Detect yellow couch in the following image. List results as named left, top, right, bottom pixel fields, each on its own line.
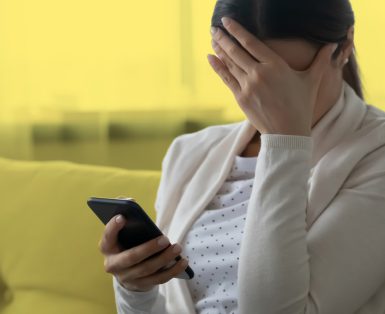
left=0, top=156, right=161, bottom=314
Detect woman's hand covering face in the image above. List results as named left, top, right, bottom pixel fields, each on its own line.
left=208, top=17, right=338, bottom=136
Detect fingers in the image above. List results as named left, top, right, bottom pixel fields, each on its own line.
left=309, top=43, right=338, bottom=82
left=211, top=38, right=246, bottom=84
left=220, top=17, right=282, bottom=65
left=116, top=243, right=184, bottom=281
left=104, top=235, right=171, bottom=273
left=207, top=54, right=241, bottom=94
left=98, top=214, right=126, bottom=255
left=211, top=26, right=258, bottom=73
left=130, top=257, right=188, bottom=290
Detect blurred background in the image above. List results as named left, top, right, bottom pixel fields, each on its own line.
left=0, top=0, right=384, bottom=171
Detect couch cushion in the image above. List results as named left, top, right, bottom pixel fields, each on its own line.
left=0, top=157, right=161, bottom=314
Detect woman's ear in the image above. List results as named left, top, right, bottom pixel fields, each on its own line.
left=337, top=25, right=355, bottom=68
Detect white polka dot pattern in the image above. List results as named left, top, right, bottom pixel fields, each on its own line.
left=181, top=154, right=258, bottom=313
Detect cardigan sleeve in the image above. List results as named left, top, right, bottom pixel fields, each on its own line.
left=111, top=137, right=181, bottom=314
left=238, top=134, right=385, bottom=314
left=112, top=275, right=167, bottom=314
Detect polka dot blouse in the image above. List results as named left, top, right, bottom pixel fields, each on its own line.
left=181, top=154, right=258, bottom=314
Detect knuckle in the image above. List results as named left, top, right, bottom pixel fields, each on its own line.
left=228, top=44, right=237, bottom=56
left=128, top=247, right=139, bottom=262
left=211, top=39, right=220, bottom=51
left=216, top=31, right=224, bottom=41
left=152, top=266, right=174, bottom=285
left=216, top=51, right=224, bottom=61
left=223, top=59, right=232, bottom=70
left=99, top=238, right=109, bottom=254
left=221, top=56, right=230, bottom=66
left=104, top=258, right=113, bottom=273
left=122, top=251, right=136, bottom=267
left=243, top=83, right=253, bottom=97
left=243, top=38, right=254, bottom=49
left=98, top=239, right=104, bottom=252
left=212, top=44, right=221, bottom=56
left=171, top=246, right=181, bottom=257
left=102, top=231, right=111, bottom=245
left=250, top=64, right=259, bottom=77
left=148, top=252, right=170, bottom=273
left=158, top=251, right=170, bottom=265
left=165, top=252, right=178, bottom=265
left=137, top=264, right=153, bottom=278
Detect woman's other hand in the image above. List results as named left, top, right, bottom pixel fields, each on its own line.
left=98, top=214, right=189, bottom=292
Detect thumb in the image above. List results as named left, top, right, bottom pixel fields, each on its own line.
left=99, top=214, right=126, bottom=255
left=310, top=43, right=338, bottom=80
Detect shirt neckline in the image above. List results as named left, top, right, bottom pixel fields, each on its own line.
left=235, top=154, right=258, bottom=160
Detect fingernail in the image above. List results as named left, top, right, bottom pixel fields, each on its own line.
left=172, top=244, right=182, bottom=253
left=210, top=26, right=218, bottom=36
left=221, top=17, right=231, bottom=27
left=115, top=215, right=124, bottom=223
left=158, top=236, right=170, bottom=247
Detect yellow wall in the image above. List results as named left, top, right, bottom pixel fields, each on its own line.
left=0, top=0, right=384, bottom=120
left=350, top=1, right=385, bottom=107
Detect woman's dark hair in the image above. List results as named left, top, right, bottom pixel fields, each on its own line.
left=211, top=0, right=364, bottom=99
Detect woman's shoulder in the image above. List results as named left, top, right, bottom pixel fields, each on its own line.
left=159, top=120, right=245, bottom=187
left=343, top=101, right=385, bottom=190
left=166, top=120, right=244, bottom=157
left=175, top=120, right=244, bottom=144
left=362, top=102, right=385, bottom=126
left=363, top=104, right=385, bottom=145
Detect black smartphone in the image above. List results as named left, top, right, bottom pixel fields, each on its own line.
left=87, top=196, right=194, bottom=280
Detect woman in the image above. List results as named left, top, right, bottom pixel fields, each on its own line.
left=99, top=0, right=385, bottom=313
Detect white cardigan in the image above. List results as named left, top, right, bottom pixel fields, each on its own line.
left=113, top=81, right=385, bottom=314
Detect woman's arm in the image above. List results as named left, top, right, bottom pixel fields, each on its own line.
left=238, top=134, right=385, bottom=314
left=111, top=136, right=183, bottom=314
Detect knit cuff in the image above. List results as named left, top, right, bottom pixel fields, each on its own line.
left=113, top=275, right=159, bottom=300
left=260, top=134, right=313, bottom=151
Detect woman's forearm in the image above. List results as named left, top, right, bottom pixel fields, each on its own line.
left=238, top=134, right=313, bottom=314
